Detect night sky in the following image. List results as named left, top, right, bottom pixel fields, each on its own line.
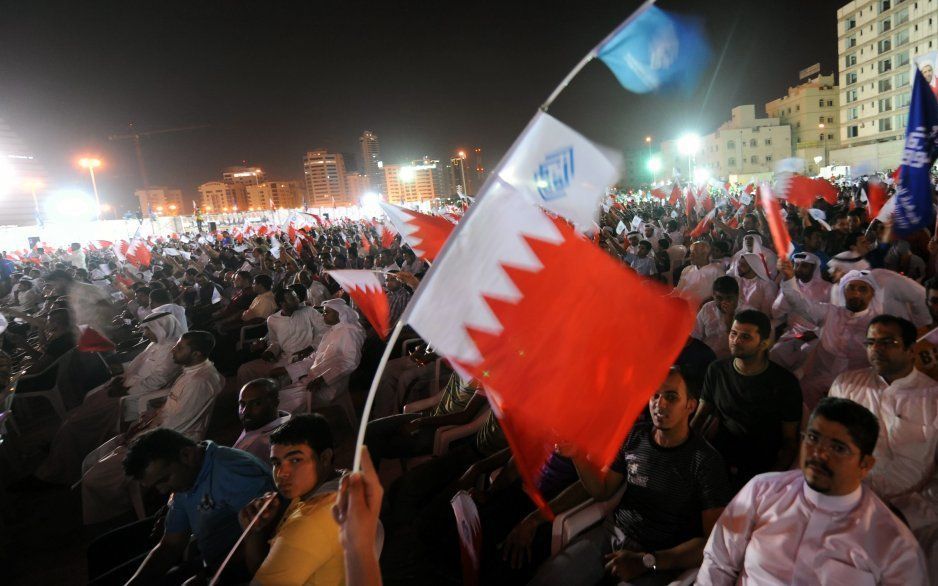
left=0, top=0, right=844, bottom=212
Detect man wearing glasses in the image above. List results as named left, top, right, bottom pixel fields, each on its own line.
left=829, top=314, right=938, bottom=582
left=697, top=397, right=926, bottom=584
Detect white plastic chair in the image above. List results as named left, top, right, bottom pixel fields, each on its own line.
left=6, top=351, right=72, bottom=425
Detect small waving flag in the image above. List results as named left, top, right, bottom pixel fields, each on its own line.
left=759, top=183, right=792, bottom=257
left=77, top=325, right=116, bottom=352
left=380, top=203, right=455, bottom=261
left=327, top=270, right=390, bottom=339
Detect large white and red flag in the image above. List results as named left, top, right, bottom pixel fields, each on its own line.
left=379, top=203, right=455, bottom=261
left=497, top=111, right=619, bottom=229
left=403, top=181, right=694, bottom=513
left=327, top=270, right=390, bottom=339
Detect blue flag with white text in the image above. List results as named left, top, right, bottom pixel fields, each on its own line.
left=596, top=5, right=709, bottom=94
left=894, top=70, right=938, bottom=236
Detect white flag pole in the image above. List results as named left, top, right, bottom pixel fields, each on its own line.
left=352, top=0, right=655, bottom=473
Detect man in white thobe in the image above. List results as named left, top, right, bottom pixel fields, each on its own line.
left=779, top=260, right=883, bottom=408
left=236, top=285, right=329, bottom=386
left=770, top=252, right=831, bottom=372
left=233, top=378, right=291, bottom=462
left=829, top=314, right=938, bottom=582
left=830, top=268, right=932, bottom=328
left=730, top=253, right=777, bottom=318
left=272, top=299, right=365, bottom=415
left=698, top=397, right=927, bottom=585
left=80, top=331, right=223, bottom=524
left=32, top=312, right=184, bottom=486
left=673, top=241, right=725, bottom=308
left=692, top=276, right=750, bottom=360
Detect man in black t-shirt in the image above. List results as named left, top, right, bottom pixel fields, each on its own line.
left=530, top=365, right=731, bottom=586
left=692, top=309, right=802, bottom=490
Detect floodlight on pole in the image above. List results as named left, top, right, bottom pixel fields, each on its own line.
left=647, top=156, right=662, bottom=182
left=23, top=178, right=43, bottom=216
left=676, top=133, right=702, bottom=178
left=79, top=157, right=103, bottom=219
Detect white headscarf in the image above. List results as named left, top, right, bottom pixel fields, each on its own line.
left=140, top=312, right=185, bottom=345
left=833, top=269, right=883, bottom=315
left=791, top=251, right=831, bottom=300
left=323, top=298, right=361, bottom=326
left=734, top=253, right=770, bottom=281
left=828, top=250, right=870, bottom=276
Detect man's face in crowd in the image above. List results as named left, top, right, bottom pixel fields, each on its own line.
left=848, top=214, right=862, bottom=233
left=141, top=324, right=159, bottom=344
left=927, top=288, right=938, bottom=323
left=804, top=231, right=822, bottom=251
left=238, top=384, right=278, bottom=432
left=252, top=279, right=267, bottom=296
left=801, top=415, right=874, bottom=496
left=737, top=257, right=755, bottom=279
left=380, top=251, right=394, bottom=266
left=643, top=225, right=655, bottom=238
left=648, top=371, right=695, bottom=432
left=794, top=260, right=817, bottom=283
left=923, top=64, right=935, bottom=83
left=865, top=322, right=913, bottom=378
left=742, top=215, right=757, bottom=232
left=637, top=243, right=651, bottom=258
left=270, top=442, right=331, bottom=500
left=743, top=235, right=756, bottom=253
left=323, top=307, right=340, bottom=326
left=689, top=242, right=710, bottom=266
left=627, top=235, right=640, bottom=248
left=713, top=290, right=738, bottom=316
left=843, top=280, right=874, bottom=313
left=171, top=337, right=197, bottom=366
left=139, top=451, right=201, bottom=495
left=386, top=274, right=402, bottom=292
left=279, top=289, right=301, bottom=315
left=234, top=273, right=250, bottom=289
left=833, top=217, right=850, bottom=233
left=728, top=321, right=766, bottom=359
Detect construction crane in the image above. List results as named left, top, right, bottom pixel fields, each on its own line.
left=108, top=123, right=208, bottom=190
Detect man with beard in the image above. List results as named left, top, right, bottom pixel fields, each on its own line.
left=830, top=315, right=938, bottom=582
left=692, top=310, right=802, bottom=490
left=529, top=366, right=731, bottom=586
left=697, top=397, right=926, bottom=584
left=233, top=378, right=291, bottom=462
left=778, top=259, right=883, bottom=408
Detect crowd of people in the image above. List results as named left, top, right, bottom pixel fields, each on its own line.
left=1, top=174, right=937, bottom=585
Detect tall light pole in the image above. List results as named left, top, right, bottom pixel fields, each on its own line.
left=647, top=156, right=662, bottom=184
left=79, top=157, right=102, bottom=219
left=24, top=178, right=42, bottom=218
left=677, top=133, right=702, bottom=180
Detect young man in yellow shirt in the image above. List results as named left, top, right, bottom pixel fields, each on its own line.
left=239, top=414, right=345, bottom=585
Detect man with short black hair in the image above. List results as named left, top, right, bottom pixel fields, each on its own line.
left=693, top=309, right=802, bottom=489
left=115, top=428, right=274, bottom=585
left=234, top=378, right=291, bottom=462
left=149, top=288, right=188, bottom=333
left=239, top=414, right=345, bottom=585
left=81, top=330, right=225, bottom=524
left=830, top=314, right=938, bottom=581
left=530, top=366, right=731, bottom=586
left=698, top=398, right=927, bottom=584
left=673, top=240, right=725, bottom=308
left=623, top=239, right=658, bottom=278
left=241, top=274, right=277, bottom=322
left=692, top=276, right=745, bottom=360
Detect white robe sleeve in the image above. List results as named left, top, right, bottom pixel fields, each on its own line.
left=697, top=479, right=760, bottom=585
left=780, top=278, right=828, bottom=325
left=307, top=327, right=363, bottom=385
left=124, top=346, right=180, bottom=396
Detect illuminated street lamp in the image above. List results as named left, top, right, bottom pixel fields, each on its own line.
left=645, top=136, right=652, bottom=144
left=676, top=133, right=702, bottom=178
left=647, top=156, right=662, bottom=183
left=78, top=157, right=102, bottom=219
left=457, top=150, right=467, bottom=160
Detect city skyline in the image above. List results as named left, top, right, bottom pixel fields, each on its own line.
left=0, top=0, right=844, bottom=213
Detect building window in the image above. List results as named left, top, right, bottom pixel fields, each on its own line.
left=879, top=78, right=893, bottom=92
left=765, top=138, right=772, bottom=146
left=828, top=133, right=834, bottom=140
left=727, top=140, right=735, bottom=149
left=819, top=115, right=825, bottom=123
left=896, top=8, right=909, bottom=24
left=827, top=100, right=834, bottom=107
left=895, top=29, right=910, bottom=46
left=846, top=17, right=856, bottom=30
left=751, top=155, right=759, bottom=164
left=878, top=58, right=893, bottom=73
left=749, top=139, right=757, bottom=147
left=878, top=118, right=892, bottom=132
left=848, top=125, right=859, bottom=138
left=897, top=92, right=911, bottom=108
left=880, top=0, right=891, bottom=10
left=879, top=38, right=892, bottom=53
left=848, top=36, right=857, bottom=47
left=881, top=19, right=892, bottom=32
left=766, top=155, right=773, bottom=162
left=846, top=72, right=858, bottom=85
left=879, top=97, right=893, bottom=111
left=728, top=157, right=736, bottom=166
left=819, top=98, right=825, bottom=107
left=896, top=51, right=910, bottom=67
left=796, top=105, right=800, bottom=111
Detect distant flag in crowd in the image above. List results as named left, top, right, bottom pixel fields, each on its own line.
left=379, top=203, right=454, bottom=261
left=775, top=173, right=838, bottom=208
left=497, top=112, right=619, bottom=229
left=866, top=179, right=889, bottom=221
left=689, top=208, right=716, bottom=237
left=328, top=270, right=390, bottom=339
left=88, top=240, right=113, bottom=251
left=596, top=3, right=709, bottom=94
left=893, top=69, right=938, bottom=236
left=668, top=184, right=681, bottom=206
left=403, top=182, right=694, bottom=514
left=77, top=325, right=116, bottom=352
left=759, top=183, right=793, bottom=257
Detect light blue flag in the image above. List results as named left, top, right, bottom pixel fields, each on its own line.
left=597, top=5, right=709, bottom=94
